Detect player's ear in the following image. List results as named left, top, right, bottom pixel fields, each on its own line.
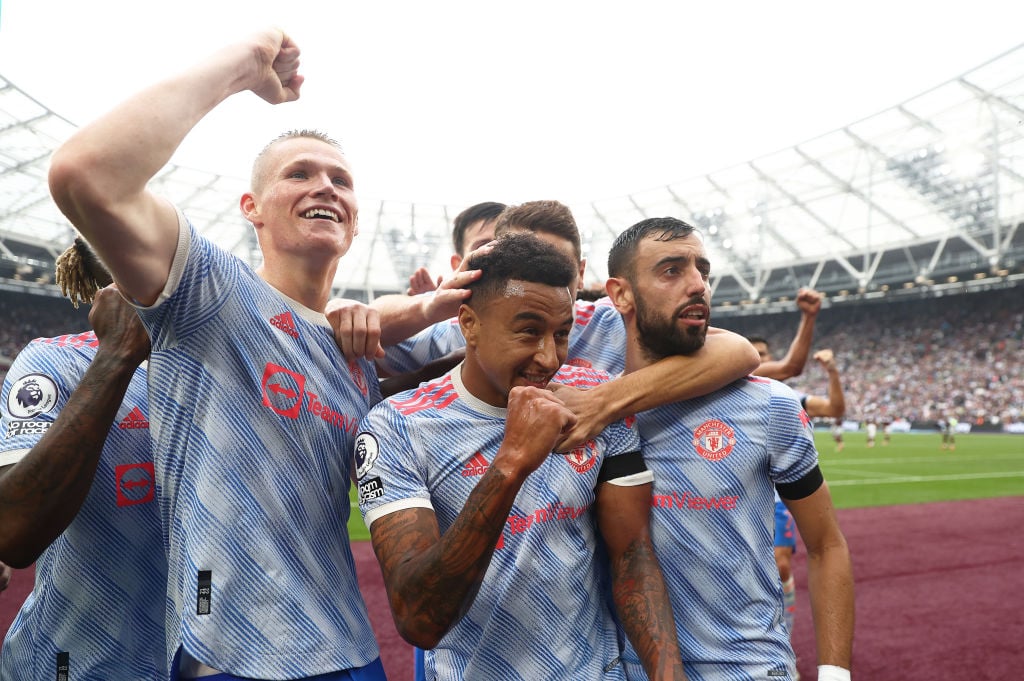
left=458, top=304, right=479, bottom=348
left=450, top=253, right=463, bottom=272
left=240, top=193, right=260, bottom=226
left=575, top=258, right=587, bottom=292
left=606, top=277, right=634, bottom=315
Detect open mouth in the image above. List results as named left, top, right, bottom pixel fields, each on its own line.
left=301, top=208, right=341, bottom=222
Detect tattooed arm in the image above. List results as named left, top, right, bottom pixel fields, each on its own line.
left=0, top=287, right=149, bottom=567
left=369, top=386, right=575, bottom=649
left=597, top=478, right=688, bottom=680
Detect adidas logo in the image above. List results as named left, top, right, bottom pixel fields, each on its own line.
left=270, top=312, right=299, bottom=339
left=118, top=407, right=150, bottom=430
left=461, top=451, right=489, bottom=477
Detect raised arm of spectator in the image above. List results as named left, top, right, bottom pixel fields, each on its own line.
left=0, top=287, right=150, bottom=568
left=48, top=29, right=303, bottom=306
left=553, top=327, right=759, bottom=450
left=803, top=349, right=846, bottom=419
left=754, top=288, right=822, bottom=381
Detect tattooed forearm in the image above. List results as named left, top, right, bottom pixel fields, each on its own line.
left=372, top=466, right=522, bottom=649
left=611, top=538, right=688, bottom=680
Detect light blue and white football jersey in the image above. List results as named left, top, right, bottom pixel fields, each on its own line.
left=136, top=214, right=382, bottom=678
left=381, top=297, right=628, bottom=376
left=357, top=365, right=645, bottom=681
left=621, top=375, right=818, bottom=681
left=0, top=333, right=166, bottom=680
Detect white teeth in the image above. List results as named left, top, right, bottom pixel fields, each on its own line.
left=302, top=208, right=339, bottom=221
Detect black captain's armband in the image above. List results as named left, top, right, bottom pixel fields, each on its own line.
left=597, top=450, right=646, bottom=484
left=776, top=465, right=824, bottom=501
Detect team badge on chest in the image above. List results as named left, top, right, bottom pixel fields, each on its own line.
left=693, top=419, right=736, bottom=461
left=565, top=439, right=599, bottom=474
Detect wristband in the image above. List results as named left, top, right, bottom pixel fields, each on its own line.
left=817, top=665, right=851, bottom=681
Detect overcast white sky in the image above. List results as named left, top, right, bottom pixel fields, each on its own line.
left=2, top=1, right=1022, bottom=207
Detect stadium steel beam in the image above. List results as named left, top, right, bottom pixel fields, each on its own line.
left=588, top=201, right=620, bottom=239
left=746, top=161, right=857, bottom=254
left=793, top=146, right=920, bottom=240
left=957, top=77, right=1024, bottom=121
left=700, top=174, right=775, bottom=284
left=627, top=195, right=648, bottom=220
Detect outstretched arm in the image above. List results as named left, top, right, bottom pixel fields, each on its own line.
left=784, top=482, right=854, bottom=673
left=0, top=287, right=150, bottom=567
left=371, top=244, right=493, bottom=345
left=753, top=288, right=821, bottom=381
left=48, top=29, right=303, bottom=306
left=554, top=328, right=759, bottom=450
left=803, top=349, right=846, bottom=419
left=369, top=387, right=575, bottom=649
left=597, top=481, right=688, bottom=680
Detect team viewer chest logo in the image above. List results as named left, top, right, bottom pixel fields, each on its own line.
left=693, top=419, right=736, bottom=461
left=261, top=363, right=306, bottom=418
left=116, top=462, right=155, bottom=506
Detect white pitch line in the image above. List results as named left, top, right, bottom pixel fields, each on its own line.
left=821, top=454, right=1024, bottom=465
left=828, top=470, right=1024, bottom=486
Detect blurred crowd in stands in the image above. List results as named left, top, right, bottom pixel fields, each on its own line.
left=720, top=286, right=1023, bottom=429
left=2, top=285, right=1021, bottom=429
left=0, top=291, right=89, bottom=365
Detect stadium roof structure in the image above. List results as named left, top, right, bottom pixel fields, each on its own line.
left=2, top=44, right=1023, bottom=308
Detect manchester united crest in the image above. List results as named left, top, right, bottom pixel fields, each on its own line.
left=693, top=419, right=736, bottom=461
left=565, top=439, right=599, bottom=473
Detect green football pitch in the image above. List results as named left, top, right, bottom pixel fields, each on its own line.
left=346, top=431, right=1024, bottom=541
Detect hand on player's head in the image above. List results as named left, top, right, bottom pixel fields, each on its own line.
left=422, top=248, right=491, bottom=324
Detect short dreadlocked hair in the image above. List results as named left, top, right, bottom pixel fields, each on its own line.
left=54, top=236, right=113, bottom=308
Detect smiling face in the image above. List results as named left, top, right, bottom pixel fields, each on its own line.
left=459, top=279, right=575, bottom=407
left=623, top=232, right=712, bottom=360
left=241, top=135, right=359, bottom=262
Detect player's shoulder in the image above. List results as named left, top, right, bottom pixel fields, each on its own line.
left=574, top=296, right=619, bottom=326
left=552, top=364, right=612, bottom=388
left=9, top=332, right=98, bottom=372
left=383, top=373, right=459, bottom=418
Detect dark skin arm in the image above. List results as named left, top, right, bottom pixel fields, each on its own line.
left=597, top=480, right=688, bottom=680
left=0, top=286, right=150, bottom=568
left=369, top=386, right=575, bottom=649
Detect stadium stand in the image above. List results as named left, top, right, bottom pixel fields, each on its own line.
left=719, top=286, right=1023, bottom=430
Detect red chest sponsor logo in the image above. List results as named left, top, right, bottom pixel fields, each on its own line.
left=565, top=440, right=599, bottom=474
left=115, top=462, right=155, bottom=507
left=261, top=363, right=359, bottom=433
left=693, top=419, right=736, bottom=461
